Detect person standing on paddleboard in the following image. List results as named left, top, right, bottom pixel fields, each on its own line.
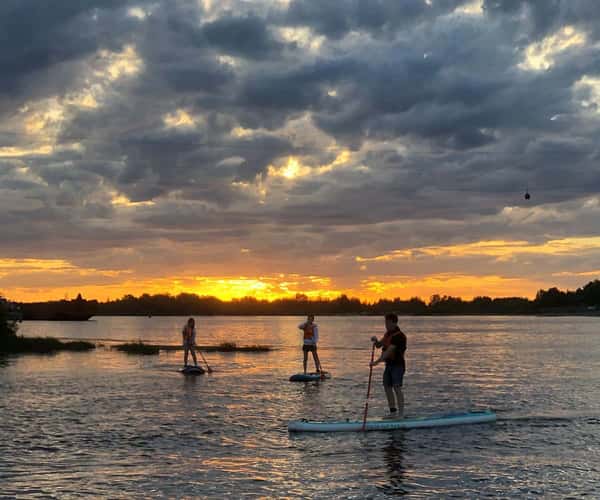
left=182, top=317, right=199, bottom=367
left=370, top=313, right=407, bottom=419
left=298, top=314, right=322, bottom=374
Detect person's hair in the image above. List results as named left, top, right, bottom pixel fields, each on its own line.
left=384, top=312, right=398, bottom=323
left=307, top=314, right=314, bottom=320
left=188, top=317, right=195, bottom=326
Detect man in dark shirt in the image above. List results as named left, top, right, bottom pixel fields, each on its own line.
left=371, top=312, right=407, bottom=419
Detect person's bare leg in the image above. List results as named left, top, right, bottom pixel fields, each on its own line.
left=384, top=386, right=396, bottom=410
left=184, top=347, right=189, bottom=366
left=303, top=350, right=308, bottom=373
left=312, top=350, right=321, bottom=372
left=394, top=386, right=404, bottom=417
left=191, top=348, right=198, bottom=366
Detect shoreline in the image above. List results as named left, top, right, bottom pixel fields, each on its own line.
left=22, top=311, right=600, bottom=319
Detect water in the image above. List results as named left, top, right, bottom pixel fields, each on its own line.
left=1, top=315, right=600, bottom=497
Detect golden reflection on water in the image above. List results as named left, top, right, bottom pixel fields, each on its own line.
left=3, top=316, right=600, bottom=496
left=202, top=455, right=276, bottom=474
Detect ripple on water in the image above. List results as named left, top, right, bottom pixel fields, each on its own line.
left=2, top=316, right=600, bottom=497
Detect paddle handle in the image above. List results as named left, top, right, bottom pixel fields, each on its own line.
left=362, top=343, right=376, bottom=431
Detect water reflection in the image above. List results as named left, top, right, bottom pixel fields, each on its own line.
left=2, top=316, right=600, bottom=497
left=182, top=373, right=200, bottom=388
left=376, top=432, right=408, bottom=496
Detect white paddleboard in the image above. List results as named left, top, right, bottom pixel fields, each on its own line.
left=288, top=409, right=496, bottom=432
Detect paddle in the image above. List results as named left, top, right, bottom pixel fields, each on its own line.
left=362, top=342, right=376, bottom=431
left=198, top=350, right=213, bottom=373
left=317, top=353, right=326, bottom=379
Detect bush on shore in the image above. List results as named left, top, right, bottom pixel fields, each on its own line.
left=0, top=300, right=18, bottom=340
left=1, top=298, right=95, bottom=354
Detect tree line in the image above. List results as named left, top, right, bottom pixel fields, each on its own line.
left=89, top=279, right=600, bottom=316
left=10, top=279, right=600, bottom=317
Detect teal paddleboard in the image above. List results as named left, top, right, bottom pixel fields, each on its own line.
left=288, top=409, right=496, bottom=432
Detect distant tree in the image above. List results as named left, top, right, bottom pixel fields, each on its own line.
left=0, top=298, right=18, bottom=339
left=428, top=295, right=466, bottom=314
left=471, top=296, right=493, bottom=313
left=429, top=294, right=442, bottom=307
left=580, top=280, right=600, bottom=306
left=535, top=287, right=567, bottom=309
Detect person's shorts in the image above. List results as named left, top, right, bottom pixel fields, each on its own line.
left=302, top=344, right=317, bottom=353
left=383, top=364, right=405, bottom=387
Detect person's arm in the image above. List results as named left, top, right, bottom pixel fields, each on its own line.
left=371, top=345, right=395, bottom=366
left=298, top=322, right=306, bottom=330
left=313, top=325, right=319, bottom=344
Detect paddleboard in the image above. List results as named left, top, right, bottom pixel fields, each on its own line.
left=180, top=365, right=205, bottom=375
left=288, top=409, right=496, bottom=432
left=289, top=371, right=331, bottom=382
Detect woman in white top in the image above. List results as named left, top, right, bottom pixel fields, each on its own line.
left=182, top=317, right=198, bottom=367
left=298, top=314, right=322, bottom=374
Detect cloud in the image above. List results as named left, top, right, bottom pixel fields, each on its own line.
left=355, top=236, right=600, bottom=263
left=2, top=0, right=600, bottom=300
left=202, top=14, right=287, bottom=59
left=519, top=25, right=587, bottom=71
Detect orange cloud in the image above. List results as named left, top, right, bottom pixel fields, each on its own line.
left=356, top=273, right=545, bottom=301
left=356, top=237, right=600, bottom=263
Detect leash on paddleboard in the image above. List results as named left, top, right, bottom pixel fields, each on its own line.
left=362, top=342, right=376, bottom=431
left=198, top=350, right=213, bottom=373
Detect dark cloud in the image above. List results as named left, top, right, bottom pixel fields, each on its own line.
left=282, top=0, right=466, bottom=39
left=202, top=14, right=286, bottom=59
left=2, top=0, right=600, bottom=297
left=484, top=0, right=600, bottom=40
left=0, top=0, right=135, bottom=105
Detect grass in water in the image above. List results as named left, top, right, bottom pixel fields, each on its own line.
left=208, top=342, right=271, bottom=352
left=114, top=341, right=159, bottom=355
left=152, top=343, right=272, bottom=352
left=0, top=336, right=96, bottom=354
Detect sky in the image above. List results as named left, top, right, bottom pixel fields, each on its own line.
left=1, top=0, right=600, bottom=302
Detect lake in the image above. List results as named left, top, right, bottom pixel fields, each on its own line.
left=1, top=315, right=600, bottom=497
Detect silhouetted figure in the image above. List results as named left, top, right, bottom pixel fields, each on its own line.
left=182, top=317, right=198, bottom=367
left=298, top=314, right=322, bottom=374
left=370, top=313, right=407, bottom=419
